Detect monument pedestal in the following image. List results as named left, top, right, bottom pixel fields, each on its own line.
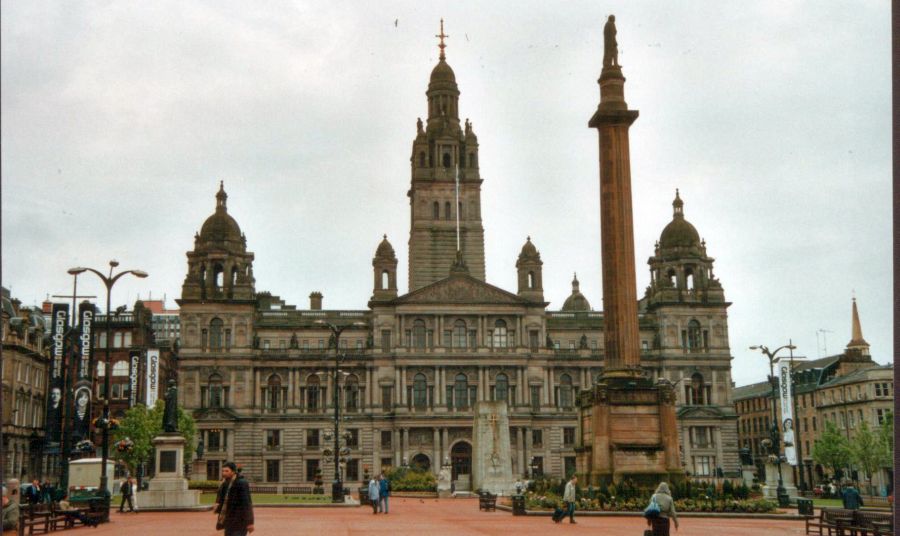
left=471, top=401, right=516, bottom=495
left=139, top=434, right=204, bottom=510
left=761, top=462, right=798, bottom=501
left=741, top=465, right=757, bottom=487
left=437, top=464, right=453, bottom=498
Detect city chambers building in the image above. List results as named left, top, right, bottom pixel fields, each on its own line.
left=177, top=40, right=739, bottom=488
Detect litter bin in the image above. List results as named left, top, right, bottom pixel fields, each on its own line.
left=359, top=487, right=369, bottom=504
left=512, top=494, right=526, bottom=516
left=796, top=497, right=813, bottom=516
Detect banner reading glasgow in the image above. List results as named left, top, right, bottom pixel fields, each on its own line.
left=778, top=359, right=797, bottom=466
left=129, top=350, right=141, bottom=407
left=77, top=301, right=94, bottom=380
left=145, top=349, right=160, bottom=406
left=45, top=303, right=68, bottom=445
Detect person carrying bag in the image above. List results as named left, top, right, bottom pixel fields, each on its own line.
left=644, top=482, right=678, bottom=535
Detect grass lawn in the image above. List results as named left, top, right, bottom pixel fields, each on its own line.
left=199, top=493, right=333, bottom=505
left=812, top=498, right=843, bottom=508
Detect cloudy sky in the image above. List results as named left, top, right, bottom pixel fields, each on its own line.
left=2, top=1, right=891, bottom=387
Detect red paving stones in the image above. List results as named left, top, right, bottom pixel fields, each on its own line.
left=88, top=498, right=807, bottom=535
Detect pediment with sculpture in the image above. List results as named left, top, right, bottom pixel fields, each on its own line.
left=394, top=274, right=532, bottom=306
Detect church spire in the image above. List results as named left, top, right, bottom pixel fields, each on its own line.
left=436, top=18, right=448, bottom=61
left=846, top=296, right=870, bottom=354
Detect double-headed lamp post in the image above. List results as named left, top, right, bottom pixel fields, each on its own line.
left=314, top=319, right=366, bottom=503
left=749, top=343, right=796, bottom=507
left=69, top=261, right=147, bottom=502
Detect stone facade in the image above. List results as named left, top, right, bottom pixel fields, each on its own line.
left=177, top=34, right=739, bottom=487
left=1, top=287, right=50, bottom=480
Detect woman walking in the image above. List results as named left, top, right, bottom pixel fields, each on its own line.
left=367, top=477, right=380, bottom=514
left=646, top=482, right=679, bottom=535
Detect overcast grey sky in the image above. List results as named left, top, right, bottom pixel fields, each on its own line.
left=2, top=1, right=891, bottom=387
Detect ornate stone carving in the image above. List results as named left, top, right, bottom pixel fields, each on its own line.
left=399, top=276, right=524, bottom=305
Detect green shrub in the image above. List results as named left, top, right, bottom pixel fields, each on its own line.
left=384, top=467, right=436, bottom=492
left=188, top=480, right=221, bottom=491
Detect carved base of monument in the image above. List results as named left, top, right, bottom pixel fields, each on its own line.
left=762, top=462, right=798, bottom=500
left=139, top=434, right=205, bottom=510
left=437, top=464, right=453, bottom=498
left=471, top=401, right=516, bottom=495
left=577, top=378, right=683, bottom=488
left=741, top=466, right=756, bottom=488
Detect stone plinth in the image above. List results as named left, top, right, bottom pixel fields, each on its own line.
left=762, top=462, right=798, bottom=500
left=578, top=380, right=683, bottom=487
left=139, top=434, right=204, bottom=510
left=741, top=466, right=757, bottom=488
left=471, top=401, right=515, bottom=495
left=437, top=464, right=453, bottom=498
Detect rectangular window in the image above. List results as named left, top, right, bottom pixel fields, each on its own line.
left=381, top=458, right=393, bottom=471
left=381, top=330, right=391, bottom=352
left=207, top=430, right=223, bottom=451
left=263, top=340, right=271, bottom=350
left=123, top=332, right=132, bottom=347
left=529, top=331, right=539, bottom=352
left=113, top=332, right=123, bottom=348
left=442, top=330, right=451, bottom=348
left=266, top=460, right=280, bottom=483
left=381, top=430, right=392, bottom=448
left=876, top=409, right=888, bottom=424
left=302, top=340, right=310, bottom=351
left=266, top=429, right=281, bottom=449
left=563, top=427, right=575, bottom=447
left=346, top=459, right=359, bottom=482
left=531, top=429, right=543, bottom=448
left=318, top=339, right=325, bottom=350
left=694, top=456, right=712, bottom=476
left=468, top=330, right=477, bottom=349
left=279, top=340, right=286, bottom=350
left=531, top=456, right=544, bottom=477
left=553, top=341, right=560, bottom=350
left=347, top=429, right=359, bottom=448
left=530, top=386, right=541, bottom=411
left=307, top=429, right=320, bottom=448
left=382, top=386, right=392, bottom=411
left=564, top=456, right=577, bottom=479
left=641, top=340, right=648, bottom=351
left=812, top=416, right=817, bottom=431
left=305, top=459, right=319, bottom=482
left=356, top=339, right=363, bottom=350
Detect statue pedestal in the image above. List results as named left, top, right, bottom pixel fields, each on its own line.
left=437, top=464, right=453, bottom=498
left=761, top=462, right=798, bottom=501
left=139, top=434, right=204, bottom=510
left=741, top=465, right=756, bottom=488
left=471, top=401, right=515, bottom=495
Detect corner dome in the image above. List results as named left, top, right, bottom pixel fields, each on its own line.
left=518, top=236, right=540, bottom=260
left=562, top=273, right=591, bottom=312
left=199, top=182, right=243, bottom=243
left=375, top=234, right=396, bottom=260
left=658, top=189, right=700, bottom=250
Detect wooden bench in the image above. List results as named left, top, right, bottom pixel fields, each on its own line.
left=18, top=504, right=52, bottom=536
left=478, top=492, right=497, bottom=512
left=805, top=507, right=893, bottom=536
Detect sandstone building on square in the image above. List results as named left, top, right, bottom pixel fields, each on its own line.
left=177, top=36, right=738, bottom=488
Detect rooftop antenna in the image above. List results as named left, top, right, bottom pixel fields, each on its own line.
left=816, top=328, right=833, bottom=357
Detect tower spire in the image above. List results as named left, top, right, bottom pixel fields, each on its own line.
left=436, top=18, right=448, bottom=60
left=847, top=296, right=869, bottom=352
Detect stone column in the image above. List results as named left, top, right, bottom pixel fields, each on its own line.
left=394, top=429, right=401, bottom=467
left=442, top=428, right=449, bottom=463
left=516, top=427, right=525, bottom=478
left=589, top=60, right=642, bottom=379
left=433, top=428, right=440, bottom=473
left=373, top=427, right=381, bottom=473
left=402, top=428, right=410, bottom=464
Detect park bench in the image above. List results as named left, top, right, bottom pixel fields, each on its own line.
left=805, top=507, right=893, bottom=536
left=477, top=491, right=497, bottom=512
left=18, top=503, right=52, bottom=535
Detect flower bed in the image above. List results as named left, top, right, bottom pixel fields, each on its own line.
left=523, top=491, right=777, bottom=514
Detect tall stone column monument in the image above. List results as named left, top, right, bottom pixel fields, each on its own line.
left=577, top=15, right=683, bottom=487
left=140, top=380, right=204, bottom=510
left=472, top=401, right=515, bottom=495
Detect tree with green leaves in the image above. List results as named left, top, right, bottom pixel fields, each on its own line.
left=849, top=420, right=882, bottom=494
left=876, top=411, right=893, bottom=467
left=112, top=400, right=196, bottom=476
left=811, top=420, right=850, bottom=480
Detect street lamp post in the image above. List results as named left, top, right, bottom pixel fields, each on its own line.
left=749, top=343, right=796, bottom=507
left=69, top=261, right=147, bottom=510
left=314, top=319, right=365, bottom=503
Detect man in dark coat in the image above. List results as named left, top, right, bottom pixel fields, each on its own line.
left=215, top=462, right=254, bottom=536
left=119, top=477, right=135, bottom=513
left=23, top=480, right=41, bottom=505
left=841, top=483, right=864, bottom=510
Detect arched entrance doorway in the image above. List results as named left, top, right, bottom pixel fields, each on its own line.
left=410, top=453, right=431, bottom=473
left=451, top=441, right=471, bottom=490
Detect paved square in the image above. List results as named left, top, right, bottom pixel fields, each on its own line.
left=91, top=498, right=809, bottom=535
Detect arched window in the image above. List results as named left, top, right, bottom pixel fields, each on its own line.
left=344, top=374, right=359, bottom=412
left=96, top=362, right=106, bottom=377
left=112, top=361, right=129, bottom=377
left=685, top=268, right=695, bottom=290
left=454, top=373, right=469, bottom=410
left=419, top=152, right=426, bottom=167
left=453, top=320, right=467, bottom=348
left=527, top=272, right=535, bottom=289
left=493, top=319, right=508, bottom=348
left=433, top=201, right=440, bottom=220
left=686, top=372, right=709, bottom=405
left=231, top=266, right=239, bottom=286
left=266, top=374, right=282, bottom=410
left=209, top=318, right=224, bottom=350
left=687, top=320, right=702, bottom=351
left=559, top=374, right=573, bottom=408
left=207, top=373, right=224, bottom=408
left=306, top=375, right=320, bottom=411
left=468, top=152, right=475, bottom=168
left=214, top=264, right=224, bottom=289
left=381, top=270, right=390, bottom=290
left=442, top=152, right=451, bottom=168
left=412, top=319, right=426, bottom=349
left=444, top=202, right=451, bottom=220
left=667, top=269, right=676, bottom=287
left=413, top=373, right=427, bottom=409
left=495, top=373, right=509, bottom=402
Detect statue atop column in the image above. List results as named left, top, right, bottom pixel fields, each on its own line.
left=162, top=379, right=179, bottom=433
left=603, top=15, right=619, bottom=68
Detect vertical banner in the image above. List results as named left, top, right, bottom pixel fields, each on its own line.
left=45, top=303, right=69, bottom=445
left=71, top=385, right=92, bottom=444
left=128, top=350, right=141, bottom=408
left=145, top=349, right=160, bottom=406
left=77, top=302, right=94, bottom=380
left=778, top=359, right=797, bottom=466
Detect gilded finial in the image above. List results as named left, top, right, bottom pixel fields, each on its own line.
left=436, top=18, right=448, bottom=60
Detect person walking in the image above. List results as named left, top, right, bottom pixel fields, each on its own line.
left=562, top=475, right=577, bottom=524
left=378, top=473, right=390, bottom=514
left=840, top=483, right=864, bottom=510
left=119, top=477, right=135, bottom=513
left=367, top=477, right=380, bottom=514
left=215, top=462, right=254, bottom=536
left=646, top=482, right=679, bottom=535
